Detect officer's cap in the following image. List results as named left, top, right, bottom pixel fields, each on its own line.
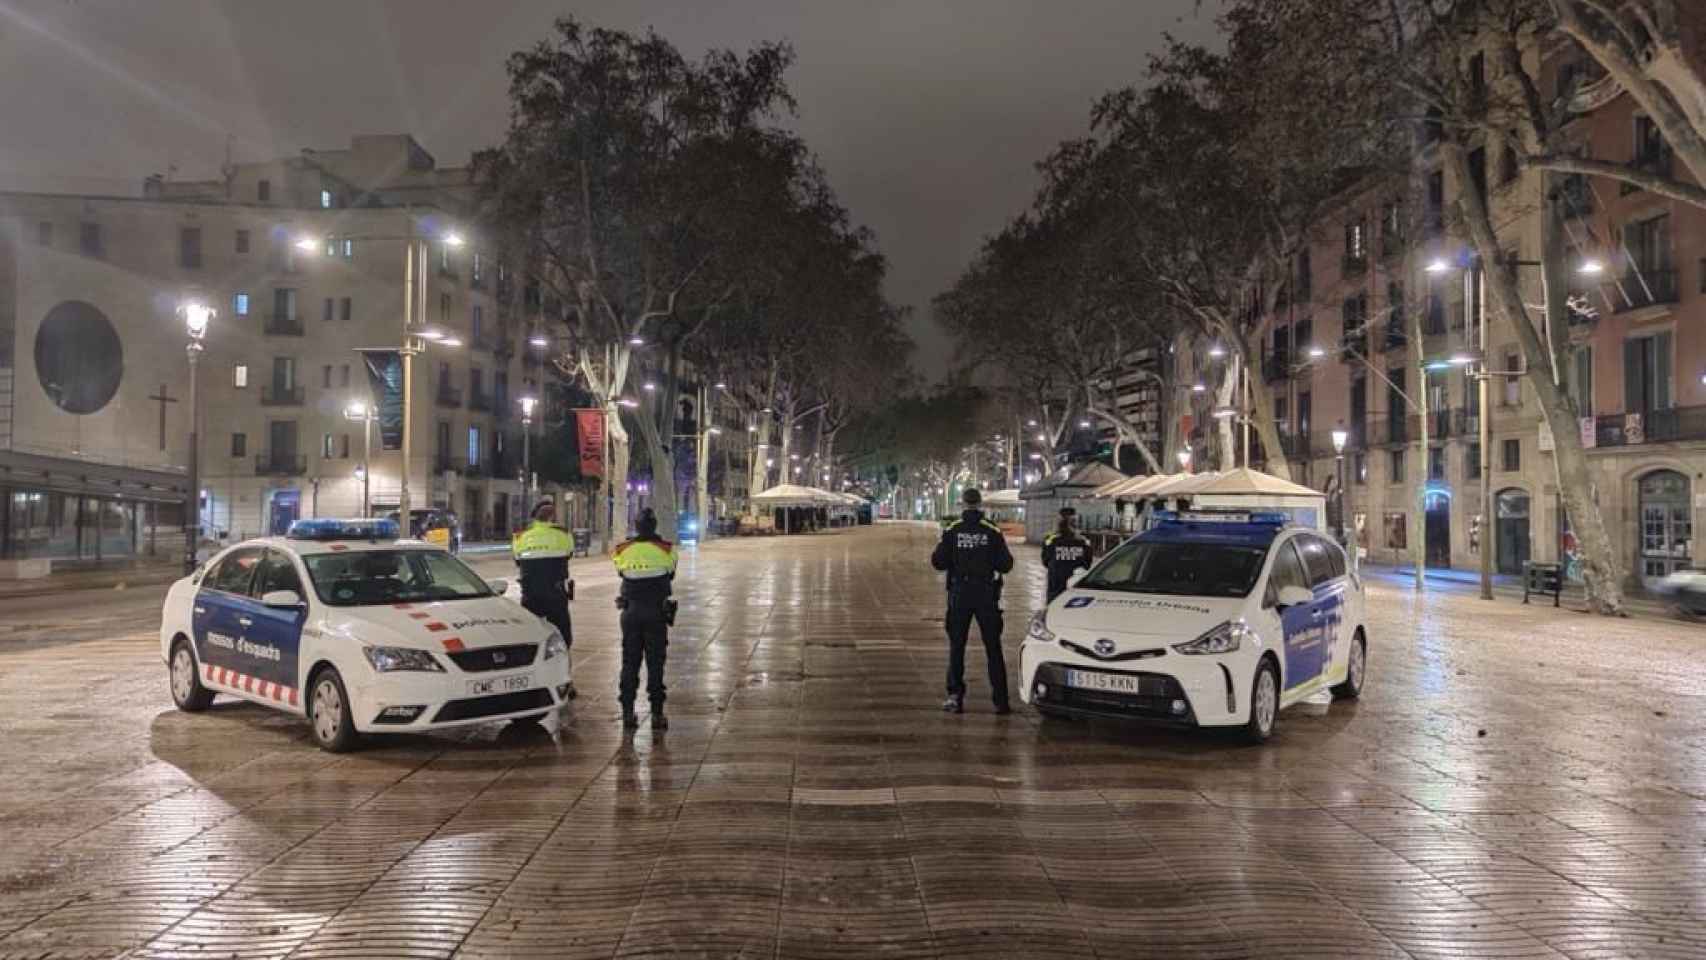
left=532, top=499, right=556, bottom=519
left=1059, top=507, right=1076, bottom=518
left=961, top=488, right=982, bottom=506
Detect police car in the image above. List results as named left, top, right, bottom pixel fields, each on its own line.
left=1019, top=511, right=1367, bottom=742
left=159, top=518, right=571, bottom=752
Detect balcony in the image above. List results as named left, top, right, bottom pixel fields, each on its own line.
left=433, top=453, right=462, bottom=474
left=493, top=336, right=515, bottom=360
left=260, top=384, right=305, bottom=407
left=1340, top=327, right=1367, bottom=361
left=436, top=385, right=463, bottom=409
left=1378, top=322, right=1407, bottom=352
left=255, top=452, right=306, bottom=476
left=469, top=389, right=493, bottom=413
left=1262, top=353, right=1292, bottom=383
left=1277, top=433, right=1312, bottom=460
left=1609, top=269, right=1678, bottom=313
left=1379, top=233, right=1406, bottom=262
left=1370, top=416, right=1411, bottom=446
left=1591, top=407, right=1706, bottom=447
left=264, top=313, right=304, bottom=336
left=1342, top=254, right=1368, bottom=278
left=471, top=332, right=494, bottom=353
left=494, top=397, right=511, bottom=422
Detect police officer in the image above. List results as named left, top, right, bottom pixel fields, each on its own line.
left=512, top=500, right=576, bottom=699
left=613, top=508, right=677, bottom=730
left=930, top=488, right=1015, bottom=714
left=1042, top=508, right=1095, bottom=603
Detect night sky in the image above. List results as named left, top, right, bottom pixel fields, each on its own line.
left=0, top=0, right=1215, bottom=379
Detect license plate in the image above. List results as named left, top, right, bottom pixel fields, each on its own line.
left=1063, top=669, right=1146, bottom=694
left=467, top=674, right=531, bottom=696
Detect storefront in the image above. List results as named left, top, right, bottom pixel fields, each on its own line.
left=1637, top=468, right=1691, bottom=589
left=0, top=451, right=190, bottom=569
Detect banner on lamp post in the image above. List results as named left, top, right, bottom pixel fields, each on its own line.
left=574, top=408, right=605, bottom=478
left=357, top=349, right=403, bottom=451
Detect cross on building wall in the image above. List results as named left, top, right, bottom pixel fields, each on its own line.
left=148, top=383, right=178, bottom=450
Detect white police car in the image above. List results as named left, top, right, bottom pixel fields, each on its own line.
left=159, top=518, right=571, bottom=752
left=1020, top=511, right=1367, bottom=742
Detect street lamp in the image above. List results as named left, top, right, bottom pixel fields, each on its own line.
left=518, top=394, right=538, bottom=498
left=1177, top=448, right=1192, bottom=471
left=1331, top=421, right=1349, bottom=550
left=180, top=300, right=214, bottom=573
left=345, top=401, right=375, bottom=517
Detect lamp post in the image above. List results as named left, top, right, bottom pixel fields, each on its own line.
left=1176, top=447, right=1192, bottom=473
left=180, top=300, right=213, bottom=574
left=518, top=394, right=537, bottom=500
left=1331, top=422, right=1349, bottom=549
left=345, top=401, right=374, bottom=517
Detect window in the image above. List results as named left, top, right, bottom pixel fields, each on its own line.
left=1468, top=146, right=1488, bottom=203
left=322, top=297, right=334, bottom=323
left=340, top=296, right=352, bottom=322
left=1297, top=247, right=1312, bottom=302
left=1635, top=115, right=1668, bottom=167
left=320, top=189, right=333, bottom=209
left=233, top=293, right=250, bottom=316
left=257, top=179, right=271, bottom=203
left=1502, top=437, right=1521, bottom=472
left=231, top=433, right=247, bottom=457
left=233, top=364, right=249, bottom=388
left=1468, top=51, right=1486, bottom=99
left=1571, top=346, right=1593, bottom=415
left=207, top=547, right=264, bottom=595
left=436, top=421, right=451, bottom=458
left=322, top=433, right=334, bottom=458
left=440, top=242, right=451, bottom=271
left=322, top=365, right=333, bottom=389
left=1623, top=332, right=1672, bottom=415
left=36, top=221, right=52, bottom=246
left=471, top=305, right=483, bottom=341
left=467, top=426, right=482, bottom=466
left=1344, top=217, right=1368, bottom=269
left=1354, top=453, right=1367, bottom=485
left=472, top=253, right=483, bottom=284
left=1385, top=512, right=1408, bottom=550
left=79, top=221, right=102, bottom=257
left=1390, top=449, right=1405, bottom=484
left=326, top=238, right=353, bottom=259
left=1263, top=540, right=1311, bottom=607
left=1626, top=213, right=1673, bottom=276
left=339, top=434, right=351, bottom=459
left=273, top=287, right=297, bottom=321
left=256, top=550, right=304, bottom=598
left=1295, top=535, right=1336, bottom=586
left=235, top=229, right=250, bottom=254
left=340, top=364, right=350, bottom=388
left=1502, top=348, right=1521, bottom=406
left=1429, top=446, right=1445, bottom=481
left=302, top=549, right=493, bottom=607
left=439, top=292, right=451, bottom=325
left=1081, top=540, right=1270, bottom=599
left=273, top=357, right=297, bottom=389
left=1467, top=442, right=1481, bottom=480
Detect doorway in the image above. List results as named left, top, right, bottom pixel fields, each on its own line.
left=1495, top=488, right=1531, bottom=574
left=1425, top=490, right=1451, bottom=568
left=1638, top=469, right=1691, bottom=589
left=268, top=489, right=300, bottom=536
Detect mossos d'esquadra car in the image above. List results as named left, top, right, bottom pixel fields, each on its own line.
left=1020, top=511, right=1368, bottom=742
left=159, top=518, right=570, bottom=751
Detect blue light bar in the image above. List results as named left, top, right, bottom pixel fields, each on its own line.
left=287, top=517, right=399, bottom=541
left=1163, top=510, right=1290, bottom=526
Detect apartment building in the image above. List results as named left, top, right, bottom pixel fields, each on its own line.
left=0, top=135, right=552, bottom=568
left=1229, top=27, right=1706, bottom=592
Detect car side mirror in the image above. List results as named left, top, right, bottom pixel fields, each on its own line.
left=486, top=577, right=510, bottom=596
left=261, top=589, right=305, bottom=608
left=1274, top=584, right=1313, bottom=609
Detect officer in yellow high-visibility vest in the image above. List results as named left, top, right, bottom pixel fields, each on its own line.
left=513, top=499, right=576, bottom=699
left=612, top=508, right=677, bottom=731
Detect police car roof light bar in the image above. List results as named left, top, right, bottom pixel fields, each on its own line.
left=1158, top=510, right=1290, bottom=527
left=287, top=518, right=400, bottom=541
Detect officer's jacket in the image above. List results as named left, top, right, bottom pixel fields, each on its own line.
left=931, top=509, right=1014, bottom=598
left=613, top=535, right=676, bottom=611
left=1042, top=531, right=1095, bottom=592
left=512, top=521, right=572, bottom=598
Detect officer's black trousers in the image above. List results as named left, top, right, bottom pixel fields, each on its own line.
left=944, top=600, right=1008, bottom=707
left=619, top=611, right=668, bottom=708
left=521, top=592, right=573, bottom=648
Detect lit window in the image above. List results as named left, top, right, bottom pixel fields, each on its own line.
left=320, top=189, right=333, bottom=209
left=233, top=293, right=250, bottom=316
left=342, top=239, right=353, bottom=258
left=468, top=426, right=482, bottom=466
left=322, top=433, right=334, bottom=457
left=233, top=364, right=249, bottom=388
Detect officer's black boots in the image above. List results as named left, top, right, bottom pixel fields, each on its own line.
left=994, top=703, right=1013, bottom=716
left=651, top=710, right=669, bottom=731
left=621, top=708, right=639, bottom=730
left=942, top=694, right=964, bottom=714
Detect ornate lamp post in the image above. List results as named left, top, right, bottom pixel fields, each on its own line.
left=1331, top=422, right=1349, bottom=548
left=180, top=300, right=214, bottom=573
left=518, top=393, right=538, bottom=499
left=345, top=401, right=374, bottom=517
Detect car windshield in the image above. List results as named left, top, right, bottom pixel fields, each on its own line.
left=1078, top=540, right=1270, bottom=598
left=303, top=549, right=491, bottom=606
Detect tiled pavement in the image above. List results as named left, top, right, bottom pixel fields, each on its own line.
left=1, top=521, right=1704, bottom=959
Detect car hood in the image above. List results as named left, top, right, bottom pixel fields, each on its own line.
left=1047, top=589, right=1249, bottom=646
left=323, top=594, right=548, bottom=651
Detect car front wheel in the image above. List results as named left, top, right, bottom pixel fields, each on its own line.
left=309, top=668, right=358, bottom=752
left=1243, top=658, right=1279, bottom=744
left=169, top=638, right=214, bottom=712
left=1331, top=631, right=1366, bottom=700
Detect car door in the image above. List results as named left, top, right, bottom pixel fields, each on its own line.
left=240, top=548, right=310, bottom=706
left=1262, top=536, right=1322, bottom=694
left=1293, top=534, right=1344, bottom=690
left=194, top=546, right=264, bottom=685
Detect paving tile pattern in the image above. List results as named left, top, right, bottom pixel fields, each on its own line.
left=1, top=522, right=1704, bottom=958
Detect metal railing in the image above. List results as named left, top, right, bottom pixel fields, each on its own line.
left=435, top=385, right=463, bottom=409
left=255, top=452, right=306, bottom=476
left=264, top=313, right=304, bottom=336
left=1378, top=322, right=1407, bottom=352
left=1369, top=416, right=1411, bottom=446
left=468, top=389, right=493, bottom=413
left=1610, top=269, right=1678, bottom=312
left=1592, top=406, right=1706, bottom=447
left=260, top=384, right=305, bottom=406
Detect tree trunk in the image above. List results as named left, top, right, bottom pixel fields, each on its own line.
left=1086, top=404, right=1162, bottom=473
left=606, top=405, right=630, bottom=547
left=1409, top=311, right=1428, bottom=594
left=1234, top=330, right=1292, bottom=481
left=1214, top=357, right=1237, bottom=469
left=1443, top=141, right=1626, bottom=614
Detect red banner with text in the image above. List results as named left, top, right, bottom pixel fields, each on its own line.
left=574, top=408, right=606, bottom=479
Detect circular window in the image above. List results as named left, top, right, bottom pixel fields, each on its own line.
left=35, top=300, right=123, bottom=415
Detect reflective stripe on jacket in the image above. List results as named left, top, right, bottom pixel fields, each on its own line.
left=613, top=538, right=676, bottom=579
left=513, top=521, right=573, bottom=559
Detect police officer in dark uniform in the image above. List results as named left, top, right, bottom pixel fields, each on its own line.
left=1042, top=508, right=1095, bottom=603
left=930, top=488, right=1015, bottom=714
left=512, top=500, right=576, bottom=699
left=612, top=508, right=678, bottom=731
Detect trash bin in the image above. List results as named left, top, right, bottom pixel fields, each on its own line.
left=1523, top=561, right=1562, bottom=607
left=572, top=528, right=592, bottom=558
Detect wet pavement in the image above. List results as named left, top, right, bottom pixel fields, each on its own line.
left=1, top=521, right=1704, bottom=959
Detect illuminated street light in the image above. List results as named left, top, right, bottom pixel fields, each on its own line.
left=715, top=381, right=727, bottom=390
left=1307, top=346, right=1326, bottom=359
left=294, top=235, right=318, bottom=252
left=1026, top=419, right=1038, bottom=427
left=1177, top=448, right=1192, bottom=469
left=1212, top=405, right=1238, bottom=420
left=1448, top=351, right=1479, bottom=366
left=1035, top=432, right=1046, bottom=442
left=628, top=336, right=645, bottom=346
left=1331, top=425, right=1348, bottom=454
left=1579, top=259, right=1605, bottom=276
left=619, top=397, right=639, bottom=408
left=442, top=231, right=466, bottom=248
left=1425, top=258, right=1452, bottom=274
left=643, top=382, right=657, bottom=391
left=1208, top=344, right=1226, bottom=358
left=1078, top=420, right=1091, bottom=428
left=529, top=334, right=549, bottom=347
left=1191, top=382, right=1206, bottom=393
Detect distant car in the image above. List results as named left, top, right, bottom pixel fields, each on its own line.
left=159, top=518, right=570, bottom=752
left=1020, top=511, right=1368, bottom=743
left=1652, top=567, right=1706, bottom=620
left=387, top=508, right=461, bottom=553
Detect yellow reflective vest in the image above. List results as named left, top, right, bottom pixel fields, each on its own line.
left=612, top=537, right=676, bottom=579
left=513, top=521, right=573, bottom=560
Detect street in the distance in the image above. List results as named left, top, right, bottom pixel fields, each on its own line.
left=2, top=523, right=1704, bottom=959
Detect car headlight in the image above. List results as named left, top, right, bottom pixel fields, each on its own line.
left=1026, top=611, right=1057, bottom=645
left=1172, top=620, right=1255, bottom=656
left=542, top=631, right=567, bottom=661
left=362, top=646, right=445, bottom=672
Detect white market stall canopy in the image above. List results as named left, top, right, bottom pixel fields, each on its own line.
left=982, top=488, right=1022, bottom=508
left=753, top=483, right=843, bottom=507
left=1185, top=468, right=1328, bottom=530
